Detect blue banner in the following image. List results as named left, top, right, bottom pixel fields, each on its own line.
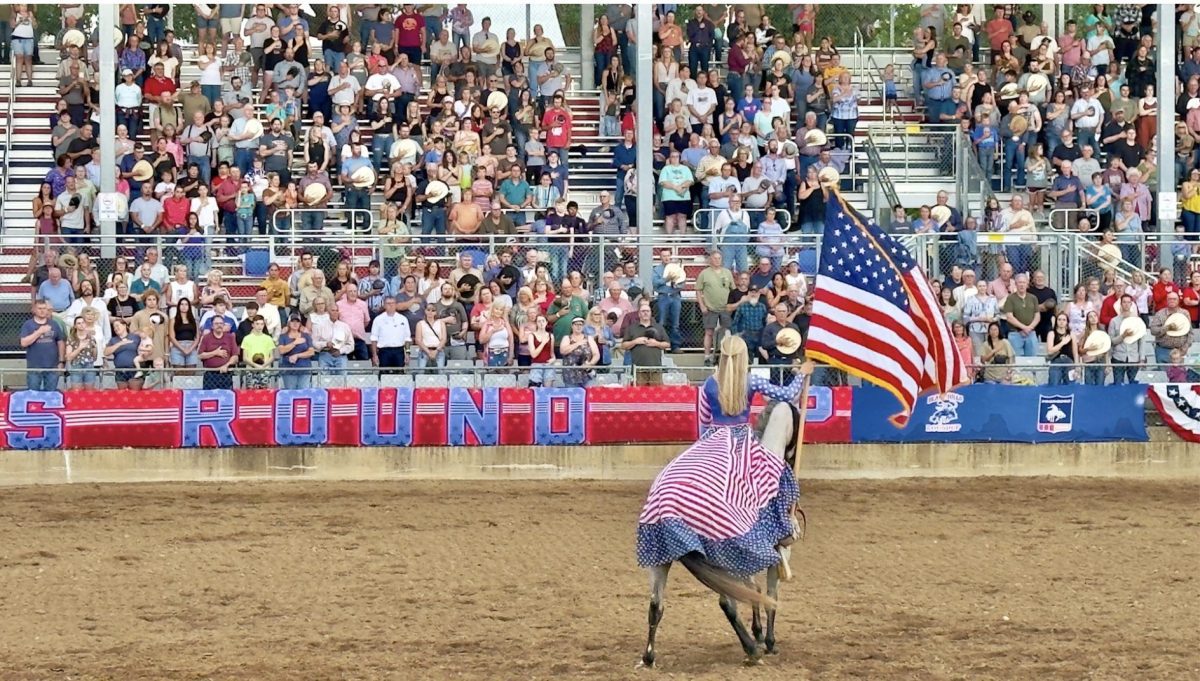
left=851, top=385, right=1148, bottom=443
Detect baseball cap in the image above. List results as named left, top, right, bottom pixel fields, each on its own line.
left=121, top=68, right=133, bottom=76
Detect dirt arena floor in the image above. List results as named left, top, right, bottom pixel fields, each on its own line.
left=0, top=476, right=1196, bottom=680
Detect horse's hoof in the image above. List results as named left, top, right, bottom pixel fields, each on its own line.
left=637, top=656, right=656, bottom=670
left=766, top=645, right=779, bottom=656
left=743, top=655, right=765, bottom=667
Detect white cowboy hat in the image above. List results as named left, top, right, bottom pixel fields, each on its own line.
left=303, top=182, right=328, bottom=205
left=1164, top=312, right=1192, bottom=337
left=817, top=167, right=840, bottom=186
left=775, top=328, right=803, bottom=355
left=663, top=262, right=685, bottom=284
left=771, top=50, right=793, bottom=68
left=781, top=140, right=800, bottom=158
left=61, top=29, right=86, bottom=48
left=424, top=180, right=450, bottom=203
left=1082, top=330, right=1111, bottom=357
left=1097, top=243, right=1122, bottom=266
left=803, top=129, right=827, bottom=147
left=131, top=160, right=154, bottom=182
left=480, top=36, right=500, bottom=55
left=391, top=137, right=422, bottom=162
left=1119, top=316, right=1147, bottom=344
left=486, top=90, right=509, bottom=112
left=242, top=117, right=264, bottom=138
left=930, top=205, right=953, bottom=227
left=350, top=165, right=376, bottom=189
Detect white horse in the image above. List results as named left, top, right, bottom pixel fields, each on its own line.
left=641, top=399, right=804, bottom=668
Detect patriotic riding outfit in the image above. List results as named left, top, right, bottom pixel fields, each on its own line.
left=637, top=373, right=803, bottom=577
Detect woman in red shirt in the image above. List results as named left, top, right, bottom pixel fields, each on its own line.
left=1151, top=267, right=1183, bottom=312
left=1183, top=270, right=1200, bottom=328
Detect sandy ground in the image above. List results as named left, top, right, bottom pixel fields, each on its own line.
left=0, top=477, right=1196, bottom=681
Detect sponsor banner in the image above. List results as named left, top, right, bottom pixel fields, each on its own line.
left=0, top=386, right=853, bottom=451
left=748, top=386, right=853, bottom=444
left=1147, top=384, right=1200, bottom=443
left=851, top=384, right=1149, bottom=443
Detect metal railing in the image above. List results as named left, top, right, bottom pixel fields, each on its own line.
left=955, top=129, right=998, bottom=222
left=866, top=124, right=963, bottom=182
left=271, top=207, right=377, bottom=236
left=862, top=54, right=892, bottom=128
left=864, top=134, right=902, bottom=222
left=1, top=59, right=14, bottom=231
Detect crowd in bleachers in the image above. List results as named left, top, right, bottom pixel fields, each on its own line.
left=10, top=4, right=1200, bottom=392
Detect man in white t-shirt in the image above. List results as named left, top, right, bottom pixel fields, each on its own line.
left=363, top=61, right=400, bottom=105
left=664, top=66, right=697, bottom=113
left=685, top=71, right=717, bottom=133
left=471, top=16, right=500, bottom=78
left=1069, top=83, right=1104, bottom=153
left=1085, top=22, right=1114, bottom=70
left=740, top=161, right=773, bottom=213
left=328, top=60, right=360, bottom=109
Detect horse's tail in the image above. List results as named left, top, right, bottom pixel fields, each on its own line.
left=679, top=553, right=775, bottom=608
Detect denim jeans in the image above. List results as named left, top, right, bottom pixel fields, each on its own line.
left=414, top=349, right=445, bottom=369
left=486, top=350, right=510, bottom=367
left=830, top=117, right=857, bottom=148
left=300, top=210, right=325, bottom=232
left=118, top=109, right=141, bottom=142
left=235, top=147, right=256, bottom=175
left=26, top=370, right=60, bottom=391
left=201, top=84, right=221, bottom=108
left=188, top=154, right=212, bottom=184
left=280, top=369, right=312, bottom=390
left=688, top=45, right=711, bottom=75
left=1083, top=364, right=1105, bottom=385
left=372, top=134, right=393, bottom=171
left=323, top=50, right=345, bottom=72
left=656, top=294, right=682, bottom=350
left=68, top=368, right=98, bottom=388
left=1110, top=360, right=1139, bottom=384
left=319, top=351, right=347, bottom=375
left=146, top=16, right=166, bottom=45
left=1003, top=138, right=1026, bottom=190
left=236, top=213, right=253, bottom=236
left=343, top=188, right=370, bottom=230
left=421, top=206, right=446, bottom=235
left=1007, top=330, right=1038, bottom=357
left=1048, top=356, right=1073, bottom=385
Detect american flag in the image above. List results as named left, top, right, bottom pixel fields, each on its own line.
left=806, top=196, right=970, bottom=427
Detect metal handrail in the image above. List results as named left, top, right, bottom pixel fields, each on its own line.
left=956, top=129, right=998, bottom=221
left=862, top=54, right=891, bottom=128
left=863, top=132, right=901, bottom=220
left=1, top=52, right=15, bottom=231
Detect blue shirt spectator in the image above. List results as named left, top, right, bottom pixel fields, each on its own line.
left=37, top=275, right=75, bottom=312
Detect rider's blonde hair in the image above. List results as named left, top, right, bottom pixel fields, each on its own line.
left=717, top=335, right=749, bottom=417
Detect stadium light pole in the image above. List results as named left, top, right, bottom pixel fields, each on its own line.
left=1157, top=0, right=1175, bottom=269
left=636, top=4, right=654, bottom=293
left=581, top=4, right=594, bottom=90
left=98, top=2, right=117, bottom=259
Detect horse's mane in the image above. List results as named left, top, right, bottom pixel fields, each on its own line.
left=755, top=399, right=798, bottom=467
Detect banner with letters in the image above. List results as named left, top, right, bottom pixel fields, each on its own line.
left=0, top=385, right=855, bottom=451
left=850, top=384, right=1149, bottom=443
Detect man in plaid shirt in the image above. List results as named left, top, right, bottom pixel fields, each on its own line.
left=730, top=285, right=768, bottom=363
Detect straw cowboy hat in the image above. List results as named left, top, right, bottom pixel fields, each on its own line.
left=486, top=90, right=508, bottom=111
left=1164, top=312, right=1192, bottom=337
left=803, top=129, right=827, bottom=148
left=930, top=205, right=953, bottom=227
left=663, top=262, right=686, bottom=284
left=1096, top=243, right=1123, bottom=267
left=61, top=29, right=86, bottom=48
left=242, top=117, right=264, bottom=138
left=1009, top=114, right=1029, bottom=135
left=817, top=167, right=840, bottom=186
left=303, top=182, right=328, bottom=205
left=775, top=328, right=803, bottom=355
left=1118, top=316, right=1147, bottom=344
left=392, top=137, right=422, bottom=162
left=131, top=160, right=154, bottom=182
left=58, top=253, right=78, bottom=269
left=424, top=180, right=450, bottom=203
left=781, top=140, right=800, bottom=158
left=771, top=50, right=792, bottom=68
left=479, top=35, right=500, bottom=55
left=1082, top=330, right=1112, bottom=357
left=350, top=166, right=376, bottom=189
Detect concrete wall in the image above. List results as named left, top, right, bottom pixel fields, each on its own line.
left=0, top=427, right=1195, bottom=486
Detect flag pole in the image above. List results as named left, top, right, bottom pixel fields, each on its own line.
left=791, top=360, right=814, bottom=473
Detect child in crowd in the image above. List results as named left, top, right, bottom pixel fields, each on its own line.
left=236, top=180, right=256, bottom=236
left=1166, top=348, right=1200, bottom=383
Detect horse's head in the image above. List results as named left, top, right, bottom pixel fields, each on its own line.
left=754, top=399, right=801, bottom=471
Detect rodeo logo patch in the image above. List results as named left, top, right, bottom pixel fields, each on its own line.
left=924, top=392, right=964, bottom=433
left=1037, top=395, right=1074, bottom=433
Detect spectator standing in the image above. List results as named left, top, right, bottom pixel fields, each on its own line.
left=1046, top=312, right=1078, bottom=385
left=371, top=297, right=413, bottom=371
left=312, top=303, right=354, bottom=376
left=197, top=316, right=239, bottom=390
left=413, top=303, right=449, bottom=369
left=277, top=313, right=316, bottom=388
left=1108, top=295, right=1145, bottom=384
left=621, top=302, right=670, bottom=385
left=1149, top=292, right=1195, bottom=364
left=1001, top=273, right=1041, bottom=357
left=696, top=250, right=734, bottom=365
left=20, top=300, right=65, bottom=391
left=239, top=315, right=277, bottom=389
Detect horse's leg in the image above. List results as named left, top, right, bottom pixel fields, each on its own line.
left=751, top=574, right=764, bottom=645
left=718, top=595, right=762, bottom=665
left=641, top=564, right=670, bottom=668
left=764, top=564, right=781, bottom=654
